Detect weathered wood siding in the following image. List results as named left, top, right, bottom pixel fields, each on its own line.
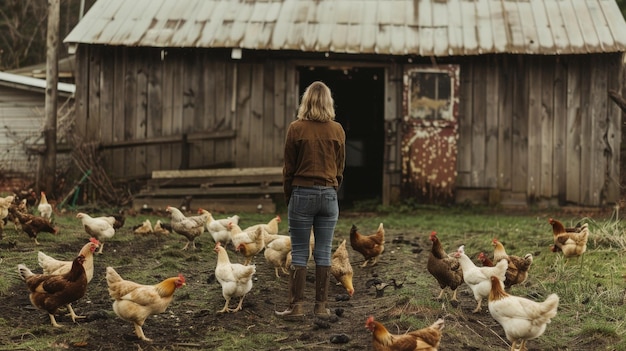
left=76, top=46, right=293, bottom=179
left=0, top=86, right=73, bottom=177
left=457, top=54, right=622, bottom=206
left=73, top=45, right=621, bottom=207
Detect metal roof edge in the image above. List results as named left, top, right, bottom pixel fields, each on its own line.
left=0, top=71, right=75, bottom=96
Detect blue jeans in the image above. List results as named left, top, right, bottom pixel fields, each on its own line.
left=288, top=186, right=339, bottom=267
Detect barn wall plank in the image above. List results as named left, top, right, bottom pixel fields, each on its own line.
left=200, top=54, right=217, bottom=167
left=579, top=56, right=593, bottom=204
left=526, top=62, right=542, bottom=199
left=565, top=60, right=582, bottom=203
left=497, top=57, right=513, bottom=190
left=552, top=58, right=567, bottom=201
left=273, top=62, right=287, bottom=165
left=511, top=58, right=528, bottom=193
left=262, top=61, right=275, bottom=166
left=183, top=52, right=200, bottom=168
left=160, top=51, right=175, bottom=170
left=213, top=61, right=233, bottom=167
left=110, top=48, right=126, bottom=177
left=146, top=52, right=163, bottom=174
left=471, top=62, right=486, bottom=187
left=235, top=63, right=253, bottom=166
left=86, top=46, right=101, bottom=142
left=539, top=59, right=554, bottom=198
left=123, top=54, right=137, bottom=177
left=588, top=55, right=608, bottom=205
left=74, top=47, right=88, bottom=136
left=135, top=56, right=148, bottom=177
left=249, top=64, right=265, bottom=166
left=484, top=59, right=498, bottom=188
left=456, top=63, right=473, bottom=187
left=170, top=54, right=184, bottom=170
left=606, top=54, right=622, bottom=203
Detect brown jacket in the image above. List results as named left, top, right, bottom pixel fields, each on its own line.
left=283, top=119, right=346, bottom=203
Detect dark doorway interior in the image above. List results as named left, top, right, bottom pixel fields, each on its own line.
left=298, top=66, right=385, bottom=208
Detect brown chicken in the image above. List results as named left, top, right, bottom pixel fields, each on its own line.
left=132, top=219, right=153, bottom=235
left=350, top=222, right=385, bottom=267
left=18, top=255, right=88, bottom=327
left=366, top=316, right=445, bottom=351
left=106, top=266, right=186, bottom=341
left=427, top=231, right=463, bottom=302
left=331, top=239, right=354, bottom=296
left=549, top=218, right=589, bottom=258
left=166, top=206, right=209, bottom=250
left=492, top=239, right=533, bottom=289
left=235, top=227, right=265, bottom=266
left=37, top=238, right=100, bottom=321
left=10, top=206, right=58, bottom=245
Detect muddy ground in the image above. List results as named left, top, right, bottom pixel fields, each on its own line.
left=0, top=210, right=613, bottom=351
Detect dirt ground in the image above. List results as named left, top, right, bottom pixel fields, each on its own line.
left=0, top=210, right=614, bottom=351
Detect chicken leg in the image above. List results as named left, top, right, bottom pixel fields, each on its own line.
left=233, top=295, right=246, bottom=312
left=133, top=322, right=151, bottom=341
left=218, top=297, right=231, bottom=313
left=65, top=303, right=85, bottom=322
left=49, top=313, right=62, bottom=327
left=97, top=242, right=105, bottom=254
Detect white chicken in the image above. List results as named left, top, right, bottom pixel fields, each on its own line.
left=488, top=276, right=559, bottom=351
left=263, top=235, right=291, bottom=278
left=206, top=212, right=239, bottom=238
left=244, top=215, right=281, bottom=235
left=166, top=206, right=208, bottom=250
left=37, top=191, right=53, bottom=219
left=205, top=210, right=237, bottom=246
left=77, top=212, right=116, bottom=254
left=453, top=245, right=508, bottom=313
left=213, top=242, right=256, bottom=313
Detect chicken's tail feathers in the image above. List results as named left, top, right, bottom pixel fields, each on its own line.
left=17, top=264, right=33, bottom=280
left=105, top=266, right=123, bottom=285
left=431, top=318, right=445, bottom=330
left=37, top=251, right=52, bottom=268
left=541, top=293, right=560, bottom=319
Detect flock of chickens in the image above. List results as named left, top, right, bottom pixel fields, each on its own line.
left=3, top=191, right=591, bottom=350
left=422, top=218, right=589, bottom=351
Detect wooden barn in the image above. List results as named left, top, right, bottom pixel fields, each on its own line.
left=63, top=0, right=626, bottom=210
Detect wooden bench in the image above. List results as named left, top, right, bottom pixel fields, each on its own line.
left=134, top=167, right=283, bottom=213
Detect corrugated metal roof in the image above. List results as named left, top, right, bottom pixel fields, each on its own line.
left=64, top=0, right=626, bottom=56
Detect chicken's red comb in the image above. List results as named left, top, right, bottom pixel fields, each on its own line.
left=90, top=237, right=100, bottom=245
left=215, top=242, right=222, bottom=249
left=492, top=238, right=498, bottom=243
left=178, top=274, right=186, bottom=283
left=366, top=316, right=374, bottom=325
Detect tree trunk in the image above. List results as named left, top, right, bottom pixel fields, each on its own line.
left=40, top=0, right=60, bottom=195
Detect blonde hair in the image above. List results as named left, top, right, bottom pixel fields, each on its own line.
left=297, top=81, right=335, bottom=122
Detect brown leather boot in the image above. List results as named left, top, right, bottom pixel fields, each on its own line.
left=314, top=265, right=331, bottom=318
left=275, top=265, right=306, bottom=318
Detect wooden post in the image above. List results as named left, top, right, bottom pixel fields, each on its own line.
left=41, top=0, right=60, bottom=194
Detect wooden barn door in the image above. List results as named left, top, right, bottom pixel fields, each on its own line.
left=401, top=65, right=460, bottom=204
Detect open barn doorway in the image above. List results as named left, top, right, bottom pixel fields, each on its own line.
left=298, top=66, right=385, bottom=208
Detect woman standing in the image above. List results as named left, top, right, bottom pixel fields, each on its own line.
left=276, top=81, right=346, bottom=319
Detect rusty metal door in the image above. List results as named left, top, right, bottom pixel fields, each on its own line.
left=401, top=65, right=460, bottom=203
